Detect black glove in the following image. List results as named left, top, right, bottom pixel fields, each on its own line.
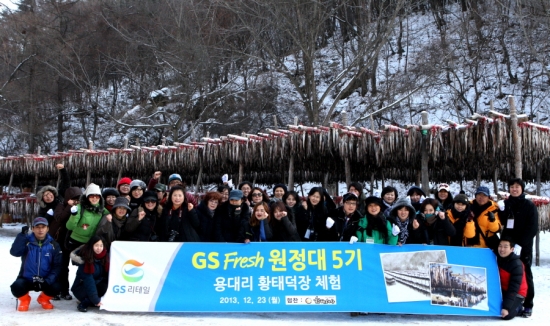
left=487, top=212, right=496, bottom=223
left=32, top=276, right=44, bottom=291
left=21, top=226, right=29, bottom=235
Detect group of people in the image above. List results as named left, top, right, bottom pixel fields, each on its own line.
left=9, top=167, right=539, bottom=320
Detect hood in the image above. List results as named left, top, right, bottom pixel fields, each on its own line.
left=407, top=185, right=426, bottom=197
left=70, top=245, right=85, bottom=265
left=390, top=197, right=416, bottom=218
left=37, top=185, right=58, bottom=208
left=64, top=187, right=83, bottom=204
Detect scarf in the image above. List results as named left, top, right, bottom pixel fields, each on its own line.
left=396, top=218, right=410, bottom=244
left=84, top=249, right=109, bottom=274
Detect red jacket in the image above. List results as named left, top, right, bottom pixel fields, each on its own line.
left=498, top=252, right=527, bottom=311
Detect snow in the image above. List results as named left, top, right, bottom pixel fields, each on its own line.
left=0, top=225, right=548, bottom=325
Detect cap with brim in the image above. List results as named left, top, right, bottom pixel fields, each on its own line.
left=142, top=191, right=158, bottom=202
left=475, top=186, right=490, bottom=197
left=154, top=183, right=167, bottom=192
left=33, top=217, right=49, bottom=227
left=229, top=189, right=243, bottom=200
left=342, top=192, right=359, bottom=203
left=438, top=183, right=450, bottom=192
left=112, top=197, right=131, bottom=210
left=453, top=194, right=470, bottom=205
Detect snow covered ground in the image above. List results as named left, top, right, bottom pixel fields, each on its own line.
left=0, top=224, right=548, bottom=326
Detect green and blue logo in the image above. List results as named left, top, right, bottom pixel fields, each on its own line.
left=121, top=260, right=144, bottom=282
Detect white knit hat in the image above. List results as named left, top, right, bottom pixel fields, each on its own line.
left=85, top=183, right=102, bottom=197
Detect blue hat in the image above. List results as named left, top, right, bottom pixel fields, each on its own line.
left=168, top=173, right=182, bottom=183
left=33, top=217, right=49, bottom=227
left=229, top=189, right=243, bottom=200
left=475, top=186, right=490, bottom=197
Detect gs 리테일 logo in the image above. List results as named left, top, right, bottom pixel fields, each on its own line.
left=121, top=260, right=145, bottom=282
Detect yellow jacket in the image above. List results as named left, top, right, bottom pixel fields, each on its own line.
left=463, top=200, right=501, bottom=248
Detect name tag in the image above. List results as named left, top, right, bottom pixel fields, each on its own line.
left=507, top=219, right=514, bottom=228
left=304, top=229, right=311, bottom=239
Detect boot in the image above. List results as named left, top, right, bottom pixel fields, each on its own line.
left=17, top=293, right=31, bottom=312
left=37, top=292, right=54, bottom=309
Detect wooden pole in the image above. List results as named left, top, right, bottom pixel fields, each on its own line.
left=536, top=162, right=541, bottom=266
left=86, top=141, right=93, bottom=186
left=493, top=168, right=499, bottom=197
left=34, top=146, right=41, bottom=194
left=342, top=111, right=351, bottom=188
left=117, top=138, right=129, bottom=184
left=421, top=111, right=430, bottom=195
left=287, top=116, right=299, bottom=192
left=238, top=162, right=244, bottom=186
left=509, top=96, right=522, bottom=178
left=370, top=173, right=375, bottom=195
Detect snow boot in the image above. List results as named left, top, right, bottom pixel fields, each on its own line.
left=17, top=293, right=31, bottom=312
left=37, top=292, right=54, bottom=309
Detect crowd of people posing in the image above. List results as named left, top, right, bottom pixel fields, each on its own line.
left=9, top=166, right=539, bottom=319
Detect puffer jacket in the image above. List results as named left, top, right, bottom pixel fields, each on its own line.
left=66, top=195, right=110, bottom=244
left=10, top=232, right=62, bottom=284
left=37, top=168, right=70, bottom=220
left=464, top=200, right=501, bottom=248
left=70, top=247, right=109, bottom=305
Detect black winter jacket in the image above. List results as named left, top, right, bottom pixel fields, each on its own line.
left=215, top=202, right=250, bottom=242
left=501, top=194, right=539, bottom=253
left=159, top=206, right=201, bottom=242
left=126, top=206, right=160, bottom=241
left=497, top=252, right=527, bottom=311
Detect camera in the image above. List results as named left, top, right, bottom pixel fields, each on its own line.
left=168, top=230, right=179, bottom=242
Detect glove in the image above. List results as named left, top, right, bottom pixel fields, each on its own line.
left=391, top=224, right=400, bottom=236
left=222, top=174, right=228, bottom=183
left=487, top=212, right=496, bottom=223
left=47, top=209, right=54, bottom=216
left=497, top=200, right=505, bottom=211
left=513, top=244, right=522, bottom=256
left=326, top=217, right=335, bottom=228
left=32, top=276, right=44, bottom=291
left=70, top=206, right=78, bottom=215
left=349, top=236, right=358, bottom=244
left=21, top=226, right=29, bottom=235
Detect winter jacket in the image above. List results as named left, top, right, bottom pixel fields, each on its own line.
left=196, top=201, right=218, bottom=242
left=328, top=207, right=363, bottom=242
left=70, top=247, right=109, bottom=305
left=498, top=252, right=528, bottom=311
left=49, top=187, right=83, bottom=245
left=296, top=202, right=331, bottom=241
left=66, top=196, right=110, bottom=244
left=464, top=200, right=501, bottom=248
left=501, top=194, right=539, bottom=253
left=387, top=197, right=428, bottom=244
left=37, top=168, right=70, bottom=221
left=242, top=219, right=273, bottom=242
left=447, top=207, right=472, bottom=246
left=10, top=232, right=62, bottom=285
left=422, top=212, right=456, bottom=245
left=356, top=214, right=398, bottom=245
left=160, top=205, right=201, bottom=242
left=270, top=209, right=301, bottom=242
left=111, top=215, right=128, bottom=241
left=126, top=206, right=161, bottom=241
left=214, top=201, right=250, bottom=242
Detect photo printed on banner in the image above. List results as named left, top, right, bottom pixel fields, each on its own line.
left=429, top=263, right=488, bottom=311
left=380, top=250, right=447, bottom=303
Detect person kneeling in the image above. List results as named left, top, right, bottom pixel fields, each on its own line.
left=497, top=237, right=527, bottom=320
left=10, top=217, right=62, bottom=311
left=70, top=235, right=110, bottom=312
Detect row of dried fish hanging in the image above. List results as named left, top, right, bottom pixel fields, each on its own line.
left=1, top=117, right=550, bottom=184
left=0, top=195, right=37, bottom=225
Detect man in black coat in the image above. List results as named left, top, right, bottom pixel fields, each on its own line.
left=328, top=193, right=363, bottom=242
left=499, top=178, right=538, bottom=317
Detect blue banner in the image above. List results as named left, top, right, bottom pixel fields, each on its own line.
left=102, top=242, right=501, bottom=316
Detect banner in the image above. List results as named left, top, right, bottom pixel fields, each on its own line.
left=101, top=242, right=501, bottom=316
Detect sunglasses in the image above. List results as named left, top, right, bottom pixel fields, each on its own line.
left=88, top=195, right=100, bottom=198
left=144, top=200, right=156, bottom=204
left=251, top=193, right=262, bottom=197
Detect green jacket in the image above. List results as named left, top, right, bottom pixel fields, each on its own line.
left=356, top=217, right=398, bottom=245
left=66, top=203, right=109, bottom=243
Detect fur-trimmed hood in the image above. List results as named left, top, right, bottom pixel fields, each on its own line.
left=37, top=185, right=59, bottom=208
left=70, top=245, right=85, bottom=265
